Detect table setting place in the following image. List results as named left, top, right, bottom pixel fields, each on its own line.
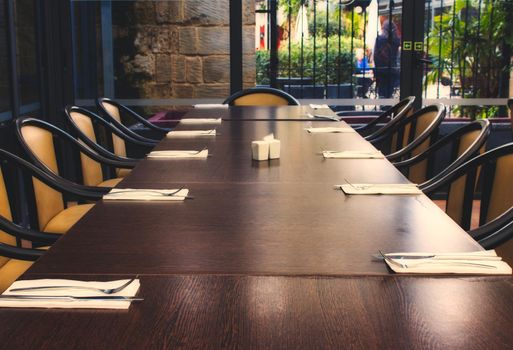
left=309, top=103, right=330, bottom=109
left=336, top=180, right=422, bottom=195
left=193, top=103, right=229, bottom=109
left=167, top=129, right=217, bottom=138
left=103, top=188, right=191, bottom=201
left=147, top=148, right=209, bottom=159
left=180, top=118, right=222, bottom=125
left=0, top=278, right=141, bottom=309
left=321, top=150, right=385, bottom=159
left=306, top=113, right=342, bottom=122
left=376, top=250, right=512, bottom=274
left=305, top=126, right=355, bottom=133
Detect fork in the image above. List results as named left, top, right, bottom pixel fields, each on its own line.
left=109, top=187, right=185, bottom=197
left=9, top=277, right=137, bottom=295
left=378, top=250, right=497, bottom=270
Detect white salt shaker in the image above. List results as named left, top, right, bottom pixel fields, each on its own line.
left=252, top=141, right=269, bottom=161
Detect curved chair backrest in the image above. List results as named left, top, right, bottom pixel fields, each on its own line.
left=16, top=117, right=119, bottom=188
left=223, top=87, right=300, bottom=106
left=397, top=119, right=490, bottom=185
left=360, top=96, right=416, bottom=138
left=421, top=143, right=513, bottom=263
left=96, top=98, right=163, bottom=142
left=65, top=105, right=146, bottom=161
left=508, top=98, right=513, bottom=133
left=374, top=104, right=445, bottom=176
left=96, top=98, right=170, bottom=135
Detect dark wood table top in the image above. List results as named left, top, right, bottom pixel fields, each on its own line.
left=3, top=275, right=513, bottom=349
left=128, top=120, right=404, bottom=184
left=28, top=182, right=481, bottom=276
left=182, top=105, right=338, bottom=121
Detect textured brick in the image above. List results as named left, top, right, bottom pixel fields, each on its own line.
left=183, top=2, right=229, bottom=26
left=243, top=54, right=256, bottom=84
left=173, top=84, right=195, bottom=98
left=121, top=54, right=155, bottom=76
left=142, top=83, right=172, bottom=99
left=156, top=1, right=184, bottom=24
left=171, top=55, right=186, bottom=83
left=242, top=25, right=255, bottom=56
left=186, top=57, right=203, bottom=83
left=196, top=84, right=230, bottom=98
left=152, top=28, right=178, bottom=53
left=132, top=2, right=156, bottom=24
left=179, top=27, right=198, bottom=54
left=203, top=56, right=230, bottom=83
left=197, top=27, right=229, bottom=55
left=243, top=0, right=255, bottom=25
left=155, top=54, right=172, bottom=83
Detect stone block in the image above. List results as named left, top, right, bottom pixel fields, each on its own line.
left=173, top=84, right=195, bottom=98
left=243, top=25, right=255, bottom=55
left=156, top=1, right=184, bottom=24
left=132, top=2, right=156, bottom=24
left=152, top=28, right=179, bottom=53
left=186, top=57, right=203, bottom=84
left=243, top=0, right=255, bottom=25
left=197, top=27, right=229, bottom=55
left=179, top=27, right=198, bottom=54
left=243, top=55, right=256, bottom=84
left=121, top=54, right=155, bottom=76
left=183, top=1, right=229, bottom=26
left=171, top=55, right=186, bottom=83
left=142, top=83, right=172, bottom=99
left=196, top=84, right=230, bottom=98
left=134, top=27, right=156, bottom=53
left=155, top=54, right=172, bottom=83
left=203, top=56, right=230, bottom=83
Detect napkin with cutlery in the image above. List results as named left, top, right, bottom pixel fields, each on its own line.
left=0, top=279, right=141, bottom=309
left=167, top=130, right=216, bottom=138
left=193, top=104, right=229, bottom=109
left=148, top=150, right=208, bottom=159
left=306, top=113, right=341, bottom=121
left=305, top=127, right=355, bottom=133
left=323, top=150, right=384, bottom=159
left=336, top=183, right=422, bottom=195
left=380, top=250, right=512, bottom=274
left=180, top=118, right=222, bottom=125
left=104, top=188, right=189, bottom=201
left=309, top=103, right=330, bottom=109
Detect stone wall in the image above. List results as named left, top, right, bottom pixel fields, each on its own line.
left=113, top=0, right=255, bottom=99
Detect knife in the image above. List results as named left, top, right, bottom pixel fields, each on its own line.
left=373, top=253, right=502, bottom=261
left=0, top=295, right=143, bottom=301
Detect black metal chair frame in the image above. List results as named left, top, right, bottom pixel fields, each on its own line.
left=395, top=119, right=490, bottom=187
left=371, top=104, right=446, bottom=161
left=96, top=98, right=167, bottom=142
left=65, top=106, right=153, bottom=161
left=337, top=96, right=416, bottom=138
left=223, top=87, right=300, bottom=106
left=15, top=117, right=136, bottom=190
left=421, top=143, right=513, bottom=245
left=0, top=148, right=102, bottom=245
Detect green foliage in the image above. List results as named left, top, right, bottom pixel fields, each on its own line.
left=427, top=0, right=513, bottom=119
left=257, top=36, right=360, bottom=85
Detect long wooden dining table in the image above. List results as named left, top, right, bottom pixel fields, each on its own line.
left=1, top=106, right=512, bottom=349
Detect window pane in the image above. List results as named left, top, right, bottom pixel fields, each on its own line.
left=14, top=0, right=40, bottom=106
left=0, top=0, right=12, bottom=113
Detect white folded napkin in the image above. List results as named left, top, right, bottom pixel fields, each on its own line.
left=180, top=118, right=222, bottom=125
left=104, top=188, right=189, bottom=201
left=322, top=151, right=384, bottom=159
left=336, top=183, right=422, bottom=195
left=305, top=127, right=355, bottom=134
left=193, top=104, right=228, bottom=109
left=148, top=150, right=208, bottom=159
left=167, top=130, right=216, bottom=138
left=309, top=103, right=330, bottom=109
left=306, top=113, right=341, bottom=121
left=0, top=279, right=140, bottom=309
left=382, top=250, right=512, bottom=274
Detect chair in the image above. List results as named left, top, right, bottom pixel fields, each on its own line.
left=394, top=119, right=490, bottom=185
left=16, top=117, right=136, bottom=188
left=508, top=98, right=513, bottom=133
left=371, top=104, right=446, bottom=163
left=421, top=143, right=513, bottom=264
left=337, top=96, right=416, bottom=138
left=223, top=87, right=300, bottom=106
left=0, top=148, right=103, bottom=236
left=96, top=98, right=170, bottom=142
left=65, top=106, right=152, bottom=176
